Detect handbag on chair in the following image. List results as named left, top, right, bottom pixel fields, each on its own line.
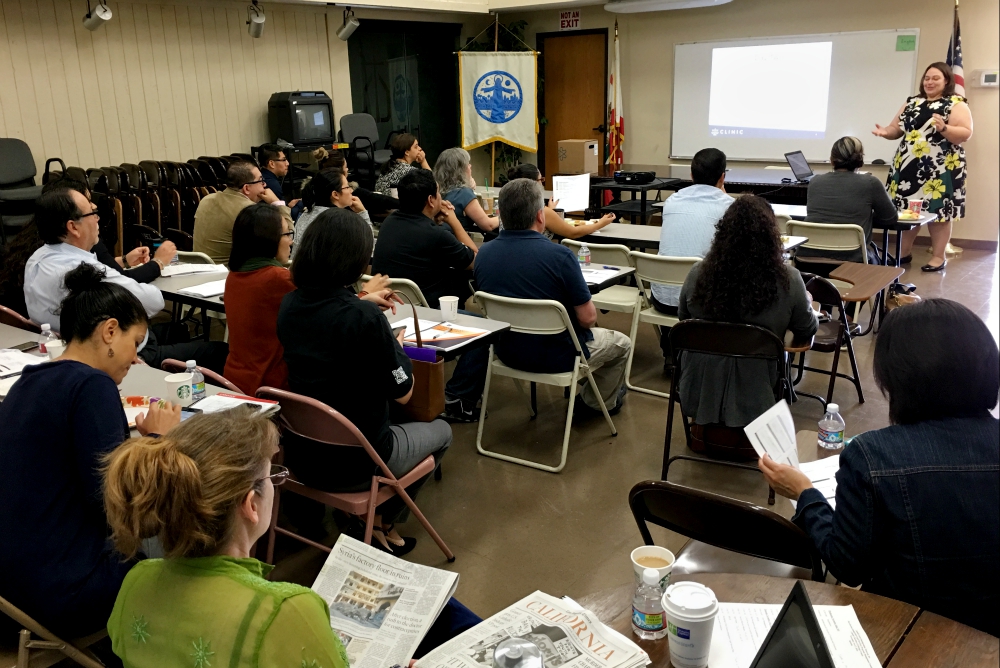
left=392, top=294, right=446, bottom=423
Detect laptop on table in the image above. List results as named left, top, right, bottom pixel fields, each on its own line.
left=784, top=151, right=815, bottom=183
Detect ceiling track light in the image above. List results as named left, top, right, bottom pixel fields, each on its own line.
left=83, top=0, right=112, bottom=31
left=337, top=7, right=359, bottom=41
left=247, top=0, right=265, bottom=39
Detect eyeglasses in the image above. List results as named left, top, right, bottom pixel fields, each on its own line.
left=281, top=230, right=295, bottom=239
left=76, top=210, right=99, bottom=221
left=245, top=178, right=266, bottom=186
left=257, top=464, right=289, bottom=487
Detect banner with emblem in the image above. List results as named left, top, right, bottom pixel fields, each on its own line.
left=458, top=51, right=538, bottom=152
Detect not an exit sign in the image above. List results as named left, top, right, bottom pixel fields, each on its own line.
left=559, top=10, right=580, bottom=30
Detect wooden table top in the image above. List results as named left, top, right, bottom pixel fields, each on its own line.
left=886, top=611, right=999, bottom=668
left=829, top=262, right=904, bottom=303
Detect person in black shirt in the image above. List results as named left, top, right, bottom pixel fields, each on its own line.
left=259, top=143, right=304, bottom=220
left=0, top=263, right=180, bottom=637
left=277, top=208, right=452, bottom=556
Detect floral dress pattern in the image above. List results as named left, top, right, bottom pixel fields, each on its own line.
left=885, top=95, right=967, bottom=222
left=374, top=160, right=416, bottom=195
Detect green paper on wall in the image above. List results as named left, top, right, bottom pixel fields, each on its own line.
left=896, top=35, right=916, bottom=52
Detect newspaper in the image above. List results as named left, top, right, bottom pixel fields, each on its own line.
left=312, top=535, right=459, bottom=668
left=416, top=592, right=650, bottom=668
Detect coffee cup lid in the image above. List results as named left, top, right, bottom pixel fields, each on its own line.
left=662, top=582, right=718, bottom=620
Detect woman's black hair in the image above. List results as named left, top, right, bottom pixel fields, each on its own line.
left=874, top=299, right=998, bottom=425
left=692, top=194, right=788, bottom=321
left=301, top=169, right=344, bottom=212
left=228, top=203, right=284, bottom=271
left=291, top=208, right=373, bottom=289
left=57, top=263, right=147, bottom=342
left=380, top=133, right=417, bottom=175
left=508, top=163, right=541, bottom=182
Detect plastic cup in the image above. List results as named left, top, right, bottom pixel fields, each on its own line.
left=164, top=372, right=194, bottom=407
left=439, top=296, right=459, bottom=322
left=630, top=545, right=675, bottom=592
left=661, top=581, right=719, bottom=668
left=46, top=340, right=66, bottom=360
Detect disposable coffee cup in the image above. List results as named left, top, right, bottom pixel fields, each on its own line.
left=630, top=545, right=675, bottom=592
left=908, top=199, right=923, bottom=214
left=389, top=188, right=399, bottom=199
left=554, top=208, right=565, bottom=219
left=164, top=372, right=194, bottom=407
left=661, top=581, right=719, bottom=668
left=46, top=340, right=66, bottom=360
left=439, top=296, right=459, bottom=322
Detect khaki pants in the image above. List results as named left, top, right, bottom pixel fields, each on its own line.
left=579, top=327, right=632, bottom=411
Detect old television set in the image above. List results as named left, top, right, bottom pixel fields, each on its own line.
left=267, top=91, right=335, bottom=145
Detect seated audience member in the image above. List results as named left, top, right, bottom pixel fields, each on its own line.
left=0, top=263, right=180, bottom=637
left=374, top=133, right=430, bottom=195
left=760, top=299, right=999, bottom=636
left=651, top=148, right=733, bottom=369
left=258, top=142, right=304, bottom=220
left=314, top=146, right=399, bottom=214
left=294, top=168, right=372, bottom=260
left=506, top=163, right=616, bottom=240
left=434, top=147, right=499, bottom=235
left=223, top=204, right=296, bottom=393
left=677, top=195, right=817, bottom=440
left=805, top=136, right=897, bottom=264
left=372, top=170, right=486, bottom=421
left=278, top=209, right=451, bottom=554
left=475, top=178, right=632, bottom=416
left=24, top=188, right=228, bottom=372
left=194, top=161, right=290, bottom=264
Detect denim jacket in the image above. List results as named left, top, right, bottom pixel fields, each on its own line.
left=793, top=415, right=999, bottom=636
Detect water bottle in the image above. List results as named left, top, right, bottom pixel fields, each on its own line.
left=493, top=638, right=543, bottom=668
left=186, top=360, right=206, bottom=402
left=818, top=403, right=846, bottom=450
left=37, top=323, right=57, bottom=355
left=577, top=243, right=591, bottom=266
left=632, top=568, right=668, bottom=640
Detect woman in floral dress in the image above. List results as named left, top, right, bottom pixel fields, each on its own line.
left=873, top=62, right=973, bottom=271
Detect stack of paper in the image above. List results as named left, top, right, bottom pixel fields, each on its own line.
left=188, top=392, right=279, bottom=416
left=580, top=267, right=622, bottom=285
left=0, top=349, right=45, bottom=379
left=160, top=263, right=228, bottom=278
left=177, top=279, right=226, bottom=298
left=790, top=455, right=840, bottom=510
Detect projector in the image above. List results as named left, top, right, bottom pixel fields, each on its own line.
left=614, top=171, right=656, bottom=184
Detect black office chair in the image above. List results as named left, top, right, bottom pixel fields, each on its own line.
left=340, top=113, right=391, bottom=188
left=630, top=477, right=825, bottom=581
left=0, top=138, right=44, bottom=243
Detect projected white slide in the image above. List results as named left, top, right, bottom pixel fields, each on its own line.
left=708, top=42, right=833, bottom=140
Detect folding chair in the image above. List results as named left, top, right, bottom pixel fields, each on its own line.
left=0, top=594, right=106, bottom=668
left=357, top=274, right=429, bottom=308
left=624, top=253, right=700, bottom=398
left=560, top=240, right=639, bottom=315
left=255, top=387, right=454, bottom=562
left=160, top=359, right=243, bottom=395
left=0, top=306, right=40, bottom=334
left=474, top=292, right=617, bottom=474
left=171, top=252, right=226, bottom=341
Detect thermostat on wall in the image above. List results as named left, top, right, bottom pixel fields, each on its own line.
left=970, top=69, right=999, bottom=87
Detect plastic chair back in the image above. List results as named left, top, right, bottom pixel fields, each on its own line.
left=359, top=274, right=428, bottom=308
left=0, top=304, right=41, bottom=334
left=475, top=292, right=585, bottom=354
left=629, top=480, right=824, bottom=581
left=340, top=113, right=380, bottom=146
left=773, top=213, right=791, bottom=234
left=561, top=240, right=632, bottom=267
left=0, top=138, right=36, bottom=186
left=787, top=221, right=867, bottom=262
left=176, top=251, right=215, bottom=265
left=160, top=358, right=243, bottom=394
left=631, top=252, right=700, bottom=290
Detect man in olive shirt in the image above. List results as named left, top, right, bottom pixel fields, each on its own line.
left=193, top=161, right=290, bottom=265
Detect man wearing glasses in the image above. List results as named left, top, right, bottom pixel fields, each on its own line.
left=258, top=143, right=303, bottom=221
left=193, top=161, right=290, bottom=265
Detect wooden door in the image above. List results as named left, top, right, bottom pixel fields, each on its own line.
left=540, top=31, right=607, bottom=187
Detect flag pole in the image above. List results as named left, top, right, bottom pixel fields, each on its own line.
left=490, top=14, right=499, bottom=187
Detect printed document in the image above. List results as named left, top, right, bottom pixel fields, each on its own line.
left=743, top=400, right=799, bottom=467
left=790, top=455, right=840, bottom=510
left=552, top=174, right=590, bottom=213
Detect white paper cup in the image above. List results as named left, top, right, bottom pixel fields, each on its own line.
left=439, top=296, right=459, bottom=322
left=46, top=340, right=66, bottom=360
left=630, top=545, right=675, bottom=592
left=164, top=372, right=194, bottom=407
left=661, top=582, right=719, bottom=668
left=389, top=188, right=398, bottom=199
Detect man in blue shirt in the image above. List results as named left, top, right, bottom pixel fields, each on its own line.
left=259, top=143, right=304, bottom=221
left=475, top=179, right=631, bottom=415
left=651, top=148, right=733, bottom=368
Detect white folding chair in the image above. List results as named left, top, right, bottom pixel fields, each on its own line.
left=357, top=274, right=429, bottom=308
left=773, top=213, right=791, bottom=235
left=0, top=594, right=106, bottom=668
left=786, top=221, right=873, bottom=319
left=560, top=240, right=640, bottom=315
left=474, top=291, right=617, bottom=473
left=172, top=251, right=226, bottom=338
left=624, top=252, right=701, bottom=399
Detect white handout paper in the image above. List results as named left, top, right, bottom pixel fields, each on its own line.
left=743, top=400, right=799, bottom=467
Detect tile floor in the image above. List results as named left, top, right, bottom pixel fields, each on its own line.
left=271, top=246, right=998, bottom=618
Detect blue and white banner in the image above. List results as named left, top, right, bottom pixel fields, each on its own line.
left=459, top=51, right=538, bottom=152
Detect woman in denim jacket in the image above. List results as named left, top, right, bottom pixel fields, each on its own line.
left=760, top=299, right=999, bottom=636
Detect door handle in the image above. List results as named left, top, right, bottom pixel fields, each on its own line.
left=593, top=124, right=607, bottom=133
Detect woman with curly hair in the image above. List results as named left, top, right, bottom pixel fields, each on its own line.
left=677, top=195, right=817, bottom=449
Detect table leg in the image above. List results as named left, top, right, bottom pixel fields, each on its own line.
left=640, top=189, right=647, bottom=226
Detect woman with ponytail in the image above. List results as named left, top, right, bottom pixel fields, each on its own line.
left=0, top=262, right=180, bottom=637
left=104, top=407, right=350, bottom=668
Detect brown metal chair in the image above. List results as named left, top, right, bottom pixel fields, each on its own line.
left=0, top=305, right=40, bottom=334
left=160, top=359, right=243, bottom=394
left=630, top=476, right=825, bottom=582
left=254, top=386, right=454, bottom=563
left=0, top=594, right=107, bottom=668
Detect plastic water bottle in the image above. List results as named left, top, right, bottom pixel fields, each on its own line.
left=577, top=243, right=591, bottom=266
left=37, top=323, right=57, bottom=355
left=632, top=568, right=668, bottom=640
left=186, top=360, right=206, bottom=402
left=818, top=403, right=846, bottom=450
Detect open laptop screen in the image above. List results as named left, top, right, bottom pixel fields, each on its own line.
left=784, top=151, right=813, bottom=181
left=749, top=581, right=835, bottom=668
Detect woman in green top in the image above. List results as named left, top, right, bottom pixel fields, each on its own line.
left=103, top=407, right=350, bottom=668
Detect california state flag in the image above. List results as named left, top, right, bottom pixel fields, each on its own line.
left=606, top=31, right=624, bottom=166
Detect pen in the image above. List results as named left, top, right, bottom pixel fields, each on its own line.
left=601, top=265, right=618, bottom=270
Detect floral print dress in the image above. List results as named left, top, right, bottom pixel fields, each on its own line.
left=886, top=95, right=967, bottom=222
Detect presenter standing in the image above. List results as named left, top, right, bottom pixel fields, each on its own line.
left=873, top=62, right=973, bottom=271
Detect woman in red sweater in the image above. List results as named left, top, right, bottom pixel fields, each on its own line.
left=224, top=204, right=296, bottom=394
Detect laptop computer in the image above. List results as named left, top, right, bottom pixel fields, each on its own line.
left=748, top=581, right=836, bottom=668
left=784, top=151, right=815, bottom=183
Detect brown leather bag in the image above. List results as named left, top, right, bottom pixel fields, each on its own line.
left=394, top=295, right=446, bottom=423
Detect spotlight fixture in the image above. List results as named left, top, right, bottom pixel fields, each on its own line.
left=82, top=0, right=112, bottom=31
left=247, top=0, right=265, bottom=39
left=336, top=8, right=359, bottom=41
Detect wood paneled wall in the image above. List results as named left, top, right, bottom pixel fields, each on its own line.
left=0, top=0, right=339, bottom=177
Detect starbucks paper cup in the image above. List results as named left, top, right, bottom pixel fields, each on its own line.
left=630, top=545, right=675, bottom=591
left=661, top=581, right=719, bottom=668
left=164, top=372, right=194, bottom=407
left=46, top=340, right=66, bottom=360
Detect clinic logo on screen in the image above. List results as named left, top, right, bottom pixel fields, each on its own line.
left=474, top=71, right=523, bottom=124
left=711, top=127, right=744, bottom=136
